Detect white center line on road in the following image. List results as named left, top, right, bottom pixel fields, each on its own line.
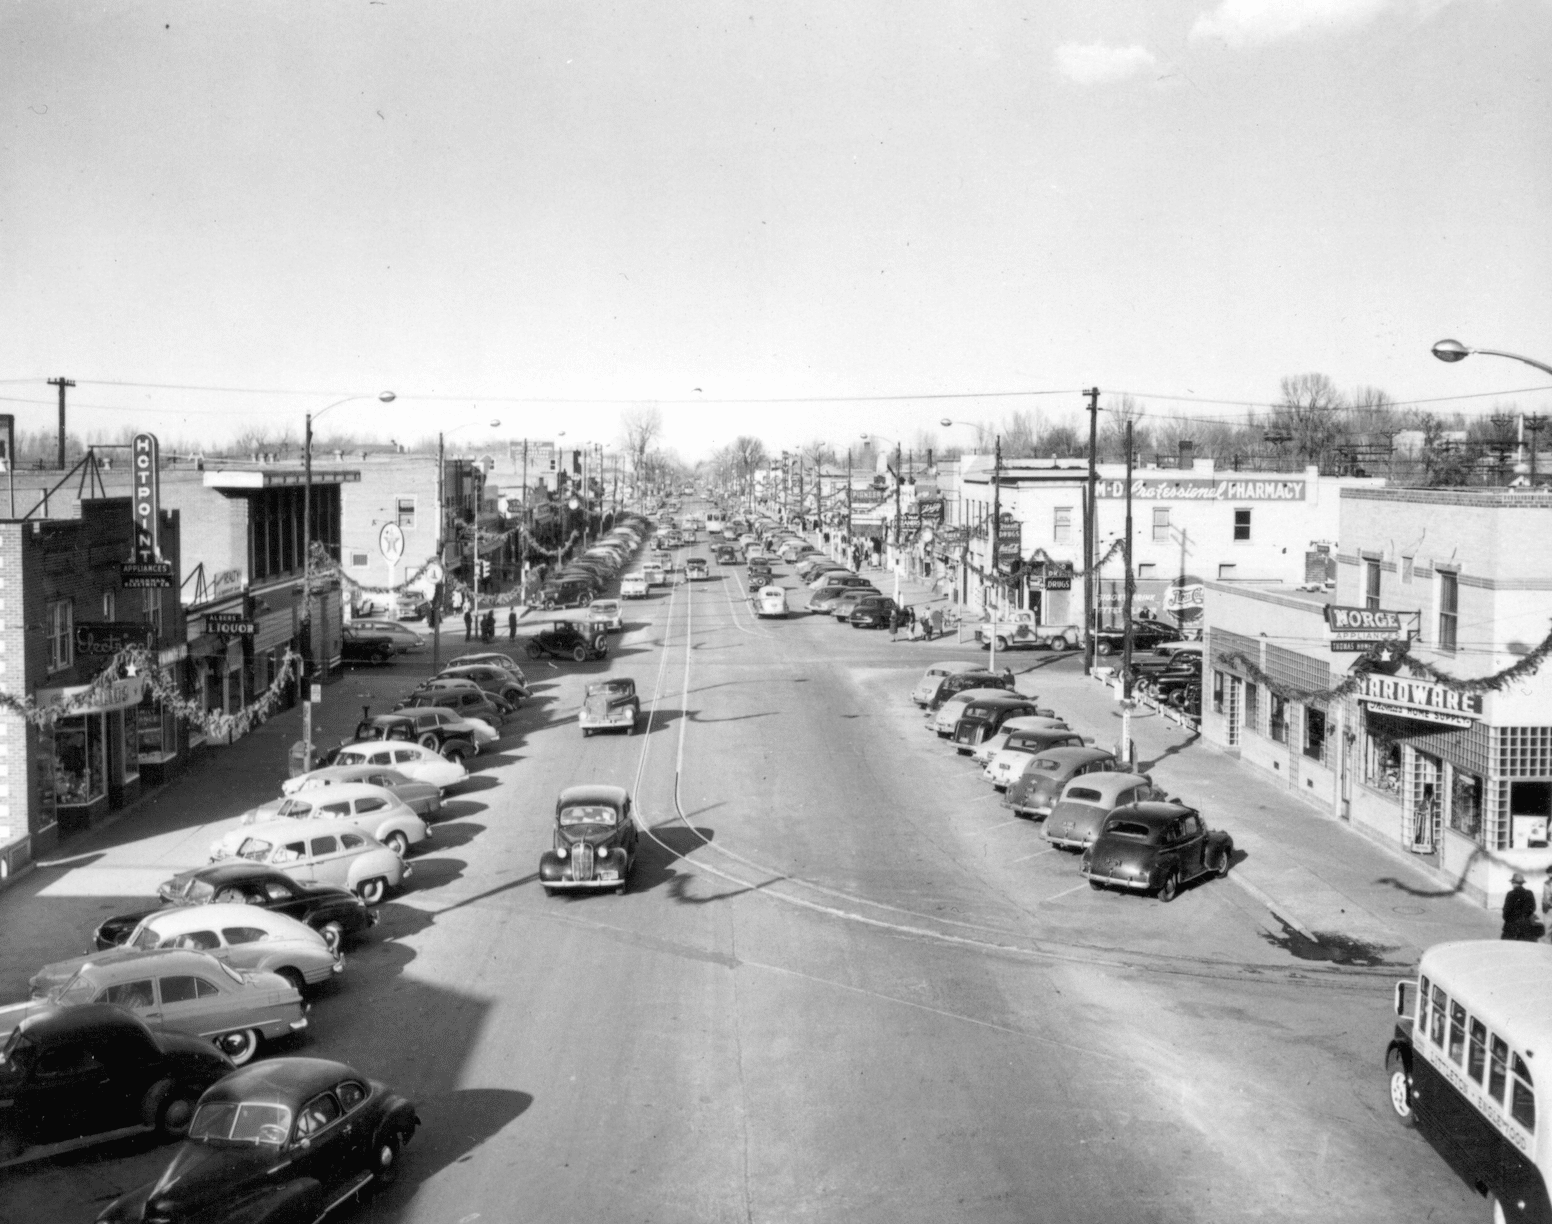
left=1039, top=882, right=1088, bottom=904
left=1010, top=848, right=1055, bottom=863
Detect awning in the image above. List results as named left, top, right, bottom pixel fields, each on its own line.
left=37, top=676, right=147, bottom=714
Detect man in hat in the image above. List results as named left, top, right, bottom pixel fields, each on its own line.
left=1503, top=871, right=1540, bottom=941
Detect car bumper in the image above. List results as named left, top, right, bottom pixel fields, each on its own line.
left=579, top=716, right=634, bottom=729
left=543, top=874, right=625, bottom=890
left=1078, top=866, right=1151, bottom=891
left=1044, top=832, right=1089, bottom=849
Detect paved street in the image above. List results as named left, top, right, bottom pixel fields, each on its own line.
left=0, top=527, right=1496, bottom=1224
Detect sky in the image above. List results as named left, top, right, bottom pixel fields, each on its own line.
left=4, top=0, right=1550, bottom=463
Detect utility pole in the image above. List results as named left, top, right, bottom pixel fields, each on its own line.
left=434, top=433, right=445, bottom=673
left=988, top=435, right=1002, bottom=677
left=1082, top=387, right=1100, bottom=675
left=846, top=447, right=853, bottom=568
left=49, top=377, right=75, bottom=469
left=1120, top=420, right=1136, bottom=766
left=1527, top=415, right=1547, bottom=486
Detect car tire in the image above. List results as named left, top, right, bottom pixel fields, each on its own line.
left=417, top=732, right=441, bottom=751
left=996, top=636, right=1009, bottom=652
left=1214, top=846, right=1232, bottom=877
left=526, top=641, right=543, bottom=659
left=1096, top=640, right=1114, bottom=657
left=276, top=967, right=306, bottom=997
left=372, top=1131, right=403, bottom=1189
left=318, top=921, right=345, bottom=953
left=1386, top=1049, right=1416, bottom=1127
left=543, top=885, right=556, bottom=897
left=443, top=746, right=467, bottom=764
left=1055, top=635, right=1074, bottom=651
left=372, top=649, right=390, bottom=666
left=216, top=1028, right=260, bottom=1066
left=1158, top=868, right=1181, bottom=903
left=358, top=877, right=388, bottom=906
left=502, top=688, right=522, bottom=705
left=385, top=831, right=411, bottom=859
left=572, top=645, right=588, bottom=663
left=154, top=1088, right=197, bottom=1139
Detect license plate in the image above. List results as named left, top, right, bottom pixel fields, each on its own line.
left=599, top=870, right=619, bottom=881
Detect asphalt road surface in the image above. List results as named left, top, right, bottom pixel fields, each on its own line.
left=3, top=517, right=1484, bottom=1223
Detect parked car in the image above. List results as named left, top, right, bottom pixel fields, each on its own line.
left=435, top=664, right=529, bottom=704
left=970, top=715, right=1073, bottom=765
left=621, top=571, right=650, bottom=598
left=225, top=784, right=431, bottom=860
left=395, top=591, right=434, bottom=621
left=685, top=558, right=709, bottom=581
left=930, top=685, right=1019, bottom=736
left=811, top=585, right=880, bottom=615
left=32, top=905, right=342, bottom=1001
left=96, top=863, right=377, bottom=954
left=285, top=765, right=441, bottom=818
left=97, top=1056, right=421, bottom=1224
left=983, top=728, right=1091, bottom=789
left=396, top=685, right=510, bottom=727
left=1003, top=746, right=1120, bottom=817
left=911, top=662, right=982, bottom=707
left=846, top=594, right=899, bottom=629
left=1080, top=802, right=1235, bottom=900
left=587, top=599, right=626, bottom=632
left=579, top=679, right=641, bottom=737
left=1043, top=772, right=1167, bottom=851
left=810, top=571, right=874, bottom=593
left=539, top=785, right=640, bottom=895
left=220, top=818, right=410, bottom=905
left=347, top=712, right=481, bottom=760
left=746, top=568, right=773, bottom=593
left=539, top=577, right=595, bottom=608
left=713, top=546, right=741, bottom=565
left=755, top=586, right=787, bottom=618
left=525, top=620, right=609, bottom=663
left=924, top=669, right=1015, bottom=712
left=314, top=742, right=467, bottom=793
left=446, top=652, right=528, bottom=684
left=347, top=620, right=425, bottom=653
left=2, top=949, right=306, bottom=1066
left=1130, top=641, right=1205, bottom=679
left=0, top=1005, right=232, bottom=1165
left=340, top=627, right=396, bottom=666
left=1091, top=618, right=1186, bottom=657
left=950, top=695, right=1055, bottom=753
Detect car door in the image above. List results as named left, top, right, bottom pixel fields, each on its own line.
left=256, top=876, right=312, bottom=922
left=289, top=1090, right=354, bottom=1194
left=306, top=834, right=345, bottom=887
left=156, top=973, right=228, bottom=1041
left=22, top=1038, right=123, bottom=1142
left=1175, top=813, right=1208, bottom=878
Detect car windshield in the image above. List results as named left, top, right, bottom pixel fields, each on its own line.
left=559, top=804, right=618, bottom=827
left=335, top=750, right=368, bottom=765
left=55, top=974, right=97, bottom=1005
left=130, top=925, right=162, bottom=950
left=276, top=799, right=313, bottom=817
left=190, top=1101, right=293, bottom=1147
left=171, top=876, right=215, bottom=902
left=1104, top=820, right=1153, bottom=839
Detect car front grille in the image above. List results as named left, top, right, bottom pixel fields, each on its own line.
left=571, top=841, right=596, bottom=882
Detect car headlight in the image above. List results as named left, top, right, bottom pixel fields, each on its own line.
left=556, top=846, right=568, bottom=859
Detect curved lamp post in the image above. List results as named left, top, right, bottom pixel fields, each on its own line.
left=301, top=390, right=395, bottom=764
left=1433, top=340, right=1552, bottom=483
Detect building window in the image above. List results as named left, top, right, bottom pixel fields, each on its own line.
left=54, top=714, right=105, bottom=808
left=1364, top=727, right=1402, bottom=795
left=1244, top=682, right=1260, bottom=733
left=1233, top=509, right=1251, bottom=541
left=350, top=552, right=370, bottom=568
left=1269, top=694, right=1288, bottom=744
left=397, top=496, right=417, bottom=531
left=1218, top=563, right=1237, bottom=580
left=1450, top=769, right=1483, bottom=843
left=47, top=598, right=73, bottom=672
left=1366, top=560, right=1381, bottom=611
left=1402, top=556, right=1414, bottom=585
left=1303, top=705, right=1327, bottom=762
left=1053, top=507, right=1072, bottom=545
left=1439, top=571, right=1459, bottom=651
left=1152, top=507, right=1170, bottom=542
left=1136, top=563, right=1156, bottom=579
left=102, top=591, right=115, bottom=621
left=142, top=587, right=162, bottom=637
left=1212, top=670, right=1226, bottom=715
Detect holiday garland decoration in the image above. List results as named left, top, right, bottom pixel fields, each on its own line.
left=0, top=645, right=303, bottom=740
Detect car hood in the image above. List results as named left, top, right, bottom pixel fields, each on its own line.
left=142, top=1140, right=274, bottom=1218
left=0, top=999, right=48, bottom=1043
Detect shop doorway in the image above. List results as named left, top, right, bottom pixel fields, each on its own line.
left=1510, top=781, right=1552, bottom=850
left=1407, top=751, right=1442, bottom=857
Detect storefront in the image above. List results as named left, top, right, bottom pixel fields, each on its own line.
left=137, top=644, right=190, bottom=782
left=36, top=677, right=147, bottom=834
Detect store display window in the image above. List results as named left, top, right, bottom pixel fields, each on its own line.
left=55, top=715, right=106, bottom=808
left=137, top=689, right=178, bottom=764
left=1364, top=727, right=1403, bottom=796
left=1449, top=770, right=1484, bottom=843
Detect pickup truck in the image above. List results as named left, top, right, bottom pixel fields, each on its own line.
left=974, top=610, right=1080, bottom=653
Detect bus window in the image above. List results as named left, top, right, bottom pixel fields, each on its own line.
left=1429, top=984, right=1448, bottom=1048
left=1468, top=1018, right=1488, bottom=1084
left=1448, top=1002, right=1468, bottom=1065
left=1512, top=1055, right=1536, bottom=1131
left=1417, top=975, right=1430, bottom=1032
left=1490, top=1035, right=1510, bottom=1104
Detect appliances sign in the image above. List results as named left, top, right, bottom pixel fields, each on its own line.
left=1325, top=605, right=1410, bottom=652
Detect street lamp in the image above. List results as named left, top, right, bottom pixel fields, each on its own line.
left=1433, top=339, right=1552, bottom=483
left=301, top=390, right=395, bottom=765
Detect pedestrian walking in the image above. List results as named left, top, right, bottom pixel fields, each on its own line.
left=481, top=610, right=496, bottom=644
left=463, top=608, right=473, bottom=641
left=929, top=607, right=944, bottom=641
left=889, top=606, right=902, bottom=640
left=508, top=607, right=518, bottom=641
left=1503, top=872, right=1541, bottom=941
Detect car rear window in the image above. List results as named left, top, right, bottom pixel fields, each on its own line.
left=1105, top=820, right=1152, bottom=839
left=1066, top=787, right=1104, bottom=803
left=1029, top=758, right=1063, bottom=773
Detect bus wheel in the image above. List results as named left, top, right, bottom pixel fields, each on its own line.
left=1385, top=1049, right=1415, bottom=1127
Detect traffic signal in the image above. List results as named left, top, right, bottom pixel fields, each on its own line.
left=478, top=559, right=491, bottom=578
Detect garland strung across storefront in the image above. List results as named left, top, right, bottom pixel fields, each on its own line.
left=1027, top=538, right=1125, bottom=577
left=1217, top=621, right=1552, bottom=706
left=0, top=646, right=303, bottom=739
left=307, top=527, right=584, bottom=601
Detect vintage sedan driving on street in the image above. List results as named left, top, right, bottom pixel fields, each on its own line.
left=539, top=785, right=640, bottom=895
left=587, top=598, right=626, bottom=632
left=317, top=741, right=467, bottom=792
left=1002, top=746, right=1120, bottom=817
left=0, top=1005, right=232, bottom=1166
left=685, top=557, right=709, bottom=581
left=35, top=906, right=340, bottom=1001
left=950, top=694, right=1055, bottom=753
left=2, top=948, right=306, bottom=1066
left=755, top=585, right=787, bottom=617
left=621, top=571, right=650, bottom=598
left=526, top=619, right=609, bottom=662
left=98, top=863, right=376, bottom=954
left=1080, top=802, right=1235, bottom=900
left=97, top=1057, right=421, bottom=1224
left=221, top=819, right=410, bottom=906
left=284, top=765, right=441, bottom=817
left=1042, top=772, right=1166, bottom=851
left=579, top=678, right=641, bottom=736
left=224, top=783, right=430, bottom=860
left=983, top=727, right=1090, bottom=788
left=339, top=626, right=397, bottom=666
left=346, top=619, right=425, bottom=653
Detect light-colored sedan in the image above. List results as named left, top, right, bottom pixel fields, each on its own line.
left=285, top=764, right=442, bottom=817
left=587, top=599, right=625, bottom=632
left=912, top=661, right=981, bottom=707
left=983, top=729, right=1090, bottom=789
left=220, top=818, right=410, bottom=905
left=1043, top=772, right=1167, bottom=850
left=970, top=715, right=1074, bottom=765
left=348, top=619, right=426, bottom=653
left=1, top=947, right=305, bottom=1065
left=308, top=742, right=467, bottom=793
left=930, top=688, right=1014, bottom=736
left=621, top=572, right=650, bottom=598
left=224, top=784, right=430, bottom=860
left=30, top=904, right=342, bottom=999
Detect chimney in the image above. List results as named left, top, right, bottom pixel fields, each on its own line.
left=1178, top=440, right=1195, bottom=470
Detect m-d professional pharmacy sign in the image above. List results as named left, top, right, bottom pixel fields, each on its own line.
left=121, top=433, right=173, bottom=589
left=1324, top=605, right=1411, bottom=652
left=1095, top=478, right=1307, bottom=500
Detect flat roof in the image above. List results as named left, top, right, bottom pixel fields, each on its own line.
left=204, top=468, right=360, bottom=490
left=1204, top=581, right=1335, bottom=612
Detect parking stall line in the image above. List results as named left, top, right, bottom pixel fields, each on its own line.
left=981, top=819, right=1024, bottom=831
left=1039, top=882, right=1088, bottom=904
left=1010, top=849, right=1055, bottom=863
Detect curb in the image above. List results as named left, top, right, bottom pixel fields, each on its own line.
left=1228, top=872, right=1317, bottom=941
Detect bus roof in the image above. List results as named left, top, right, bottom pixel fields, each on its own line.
left=1421, top=941, right=1552, bottom=1054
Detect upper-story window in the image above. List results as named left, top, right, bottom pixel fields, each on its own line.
left=397, top=496, right=417, bottom=531
left=1232, top=509, right=1251, bottom=541
left=1439, top=571, right=1459, bottom=651
left=1152, top=507, right=1170, bottom=542
left=1366, top=560, right=1381, bottom=611
left=1053, top=507, right=1072, bottom=545
left=47, top=598, right=72, bottom=672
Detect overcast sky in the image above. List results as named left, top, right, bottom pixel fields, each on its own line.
left=4, top=0, right=1549, bottom=462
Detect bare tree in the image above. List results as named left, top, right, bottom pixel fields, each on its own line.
left=1271, top=373, right=1346, bottom=461
left=621, top=405, right=663, bottom=481
left=1101, top=395, right=1153, bottom=460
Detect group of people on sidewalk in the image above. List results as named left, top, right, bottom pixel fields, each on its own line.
left=1500, top=869, right=1552, bottom=941
left=462, top=606, right=520, bottom=643
left=889, top=604, right=947, bottom=642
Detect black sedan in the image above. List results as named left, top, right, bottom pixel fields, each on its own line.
left=539, top=784, right=639, bottom=895
left=525, top=620, right=608, bottom=663
left=848, top=595, right=901, bottom=629
left=93, top=862, right=377, bottom=952
left=1090, top=619, right=1185, bottom=657
left=340, top=626, right=397, bottom=666
left=0, top=1005, right=232, bottom=1166
left=97, top=1057, right=420, bottom=1224
left=1079, top=802, right=1234, bottom=901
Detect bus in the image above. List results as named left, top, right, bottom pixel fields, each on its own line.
left=705, top=510, right=724, bottom=537
left=1388, top=940, right=1552, bottom=1223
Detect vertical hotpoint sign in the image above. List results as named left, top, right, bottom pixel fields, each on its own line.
left=133, top=432, right=161, bottom=562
